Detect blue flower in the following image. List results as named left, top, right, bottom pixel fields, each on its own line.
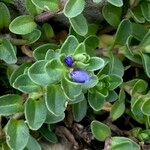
left=70, top=69, right=90, bottom=83
left=64, top=56, right=74, bottom=67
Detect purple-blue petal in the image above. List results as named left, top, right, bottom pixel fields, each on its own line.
left=70, top=69, right=90, bottom=83
left=64, top=56, right=74, bottom=67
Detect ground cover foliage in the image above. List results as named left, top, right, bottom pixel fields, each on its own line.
left=0, top=0, right=150, bottom=149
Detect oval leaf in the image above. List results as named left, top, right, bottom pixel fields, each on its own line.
left=6, top=120, right=29, bottom=150
left=114, top=19, right=132, bottom=46
left=91, top=120, right=111, bottom=141
left=64, top=0, right=85, bottom=18
left=73, top=99, right=87, bottom=122
left=13, top=74, right=41, bottom=93
left=107, top=0, right=123, bottom=7
left=141, top=99, right=150, bottom=116
left=24, top=135, right=41, bottom=150
left=102, top=3, right=122, bottom=26
left=28, top=60, right=54, bottom=86
left=45, top=59, right=64, bottom=84
left=140, top=52, right=150, bottom=78
left=33, top=43, right=58, bottom=60
left=0, top=2, right=11, bottom=30
left=9, top=15, right=37, bottom=35
left=86, top=57, right=105, bottom=71
left=61, top=76, right=82, bottom=100
left=45, top=85, right=67, bottom=116
left=69, top=14, right=88, bottom=36
left=45, top=112, right=65, bottom=124
left=61, top=35, right=79, bottom=55
left=25, top=98, right=47, bottom=130
left=22, top=29, right=41, bottom=44
left=88, top=91, right=105, bottom=111
left=0, top=94, right=23, bottom=116
left=31, top=0, right=59, bottom=12
left=40, top=126, right=58, bottom=143
left=0, top=39, right=17, bottom=64
left=26, top=0, right=42, bottom=16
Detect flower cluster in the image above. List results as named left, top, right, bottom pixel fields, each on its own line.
left=64, top=56, right=90, bottom=83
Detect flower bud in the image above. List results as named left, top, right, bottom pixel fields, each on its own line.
left=64, top=56, right=74, bottom=67
left=70, top=69, right=90, bottom=83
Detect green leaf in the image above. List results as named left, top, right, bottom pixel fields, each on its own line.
left=33, top=43, right=58, bottom=60
left=9, top=15, right=37, bottom=35
left=69, top=26, right=85, bottom=42
left=91, top=120, right=111, bottom=141
left=109, top=74, right=122, bottom=90
left=114, top=19, right=132, bottom=46
left=10, top=62, right=32, bottom=85
left=26, top=0, right=42, bottom=16
left=0, top=2, right=11, bottom=30
left=61, top=35, right=79, bottom=55
left=13, top=74, right=41, bottom=93
left=111, top=137, right=140, bottom=150
left=0, top=94, right=23, bottom=116
left=107, top=0, right=123, bottom=7
left=140, top=52, right=150, bottom=78
left=110, top=89, right=125, bottom=121
left=109, top=54, right=124, bottom=77
left=68, top=93, right=85, bottom=104
left=61, top=76, right=82, bottom=100
left=84, top=35, right=99, bottom=56
left=42, top=23, right=54, bottom=39
left=129, top=6, right=145, bottom=23
left=139, top=30, right=150, bottom=48
left=141, top=98, right=150, bottom=116
left=40, top=126, right=58, bottom=143
left=24, top=135, right=41, bottom=150
left=45, top=112, right=65, bottom=124
left=64, top=0, right=85, bottom=18
left=86, top=57, right=104, bottom=71
left=6, top=120, right=29, bottom=150
left=102, top=3, right=122, bottom=26
left=131, top=97, right=145, bottom=123
left=45, top=85, right=67, bottom=116
left=88, top=90, right=105, bottom=111
left=86, top=24, right=99, bottom=37
left=31, top=0, right=59, bottom=12
left=73, top=99, right=87, bottom=122
left=25, top=98, right=47, bottom=130
left=45, top=49, right=58, bottom=61
left=69, top=14, right=88, bottom=36
left=93, top=0, right=102, bottom=4
left=28, top=60, right=54, bottom=86
left=123, top=36, right=142, bottom=64
left=22, top=29, right=41, bottom=44
left=73, top=43, right=86, bottom=55
left=131, top=79, right=148, bottom=96
left=45, top=59, right=64, bottom=84
left=0, top=39, right=17, bottom=64
left=106, top=91, right=118, bottom=102
left=132, top=23, right=148, bottom=41
left=2, top=142, right=10, bottom=150
left=141, top=1, right=150, bottom=22
left=111, top=141, right=136, bottom=150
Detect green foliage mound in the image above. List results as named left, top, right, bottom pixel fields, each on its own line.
left=0, top=0, right=150, bottom=149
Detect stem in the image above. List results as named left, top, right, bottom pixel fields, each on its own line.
left=34, top=11, right=63, bottom=22
left=11, top=112, right=24, bottom=120
left=0, top=34, right=27, bottom=45
left=9, top=38, right=27, bottom=45
left=104, top=137, right=111, bottom=150
left=21, top=45, right=33, bottom=58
